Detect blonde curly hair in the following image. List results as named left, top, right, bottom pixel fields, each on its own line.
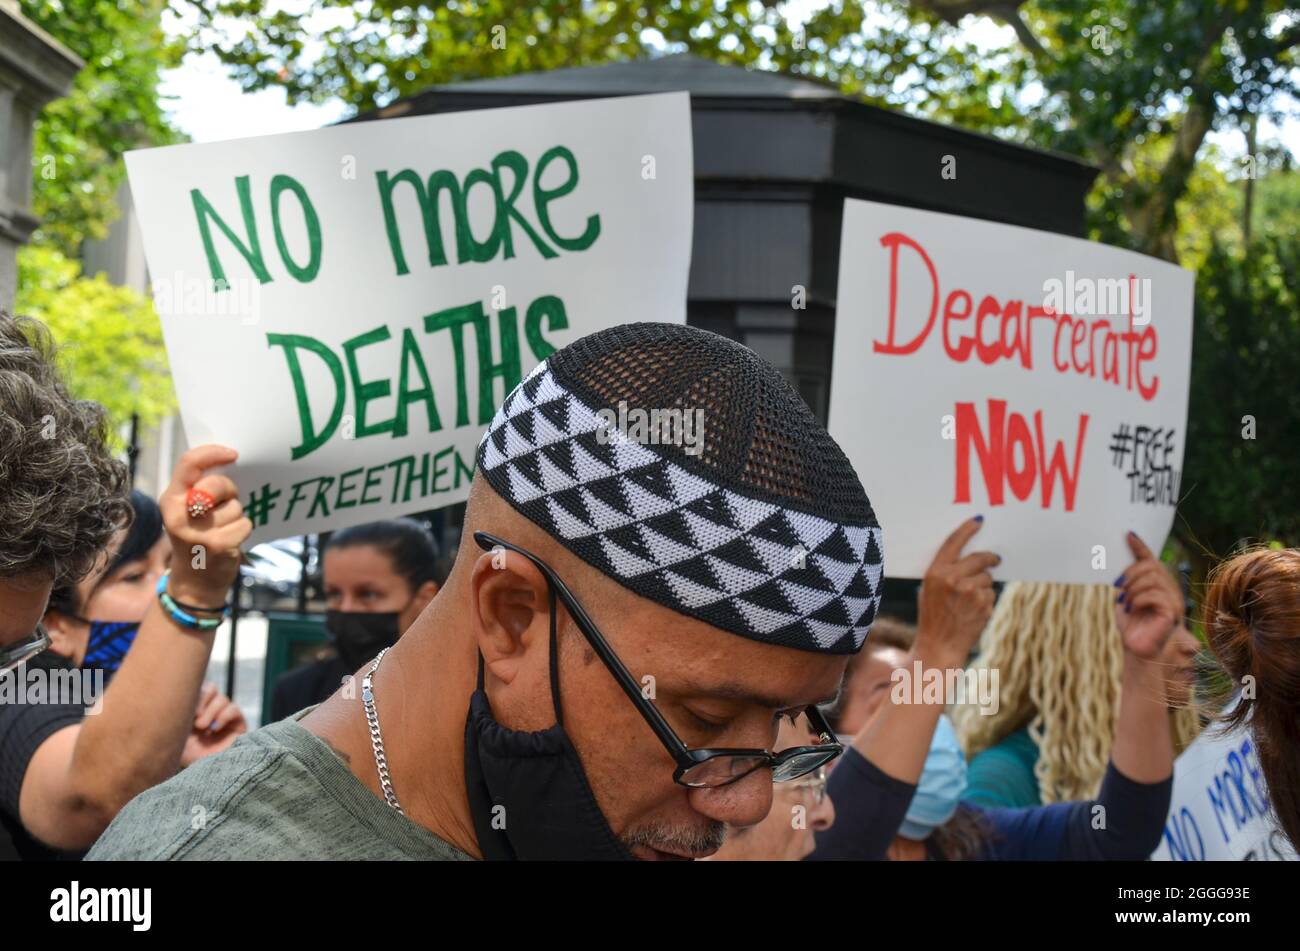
left=952, top=581, right=1202, bottom=803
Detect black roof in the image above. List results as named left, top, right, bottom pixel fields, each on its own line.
left=345, top=52, right=1100, bottom=306
left=396, top=53, right=843, bottom=99
left=352, top=53, right=1095, bottom=178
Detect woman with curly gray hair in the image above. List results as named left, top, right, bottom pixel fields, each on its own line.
left=0, top=311, right=252, bottom=859
left=0, top=312, right=132, bottom=663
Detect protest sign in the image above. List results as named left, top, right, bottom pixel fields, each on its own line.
left=827, top=199, right=1194, bottom=582
left=125, top=93, right=693, bottom=543
left=1151, top=699, right=1296, bottom=861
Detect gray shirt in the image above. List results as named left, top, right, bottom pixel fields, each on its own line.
left=86, top=709, right=472, bottom=861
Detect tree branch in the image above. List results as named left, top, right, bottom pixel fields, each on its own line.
left=1270, top=18, right=1300, bottom=54
left=999, top=5, right=1051, bottom=61
left=907, top=0, right=1051, bottom=61
left=1124, top=5, right=1237, bottom=259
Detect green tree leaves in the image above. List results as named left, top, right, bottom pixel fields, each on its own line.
left=1182, top=233, right=1300, bottom=560
left=14, top=245, right=174, bottom=441
left=25, top=0, right=183, bottom=256
left=19, top=0, right=180, bottom=435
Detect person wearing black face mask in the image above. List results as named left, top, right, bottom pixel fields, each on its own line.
left=89, top=324, right=889, bottom=862
left=269, top=520, right=441, bottom=722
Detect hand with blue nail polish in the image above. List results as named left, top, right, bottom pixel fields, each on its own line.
left=1114, top=532, right=1181, bottom=660
left=181, top=682, right=248, bottom=767
left=915, top=517, right=1000, bottom=669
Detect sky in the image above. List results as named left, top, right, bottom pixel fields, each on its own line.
left=158, top=2, right=1297, bottom=162
left=158, top=3, right=347, bottom=142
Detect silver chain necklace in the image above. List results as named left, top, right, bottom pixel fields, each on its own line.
left=362, top=647, right=404, bottom=814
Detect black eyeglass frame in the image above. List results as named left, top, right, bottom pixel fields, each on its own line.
left=0, top=622, right=51, bottom=674
left=473, top=531, right=844, bottom=788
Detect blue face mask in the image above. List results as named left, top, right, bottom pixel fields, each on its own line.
left=82, top=621, right=141, bottom=674
left=899, top=714, right=968, bottom=841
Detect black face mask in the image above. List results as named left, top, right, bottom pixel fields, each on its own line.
left=463, top=587, right=633, bottom=861
left=324, top=609, right=402, bottom=670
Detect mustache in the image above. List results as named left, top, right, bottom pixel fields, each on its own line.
left=622, top=820, right=727, bottom=856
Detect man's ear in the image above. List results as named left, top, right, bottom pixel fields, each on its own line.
left=469, top=547, right=552, bottom=687
left=42, top=610, right=87, bottom=663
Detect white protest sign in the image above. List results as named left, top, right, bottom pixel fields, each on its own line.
left=1151, top=701, right=1296, bottom=861
left=828, top=199, right=1193, bottom=582
left=126, top=93, right=693, bottom=543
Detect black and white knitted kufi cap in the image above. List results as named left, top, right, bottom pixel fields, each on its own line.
left=477, top=323, right=883, bottom=654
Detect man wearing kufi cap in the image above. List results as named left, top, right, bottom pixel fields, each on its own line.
left=90, top=322, right=994, bottom=861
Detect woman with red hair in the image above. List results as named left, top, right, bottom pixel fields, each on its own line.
left=1202, top=547, right=1300, bottom=851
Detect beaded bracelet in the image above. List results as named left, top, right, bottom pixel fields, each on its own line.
left=155, top=572, right=228, bottom=632
left=165, top=582, right=229, bottom=616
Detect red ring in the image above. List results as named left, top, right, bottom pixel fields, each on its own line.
left=186, top=488, right=216, bottom=519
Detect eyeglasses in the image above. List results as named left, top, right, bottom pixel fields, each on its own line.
left=474, top=531, right=844, bottom=789
left=786, top=766, right=829, bottom=804
left=1, top=622, right=51, bottom=674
